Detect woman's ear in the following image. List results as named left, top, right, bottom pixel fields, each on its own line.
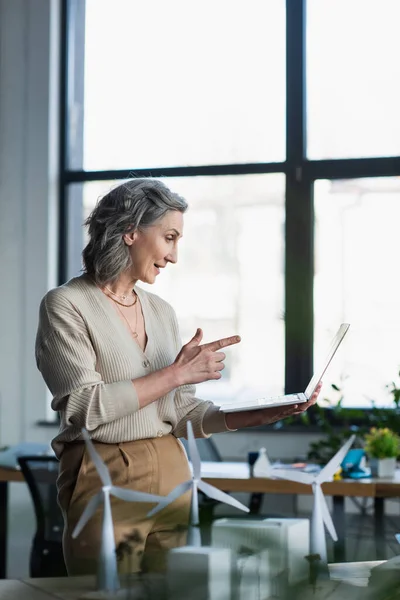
left=123, top=230, right=137, bottom=246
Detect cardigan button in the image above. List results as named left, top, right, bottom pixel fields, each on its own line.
left=142, top=359, right=150, bottom=368
left=157, top=430, right=163, bottom=438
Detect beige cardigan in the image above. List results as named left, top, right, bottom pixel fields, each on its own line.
left=35, top=275, right=230, bottom=457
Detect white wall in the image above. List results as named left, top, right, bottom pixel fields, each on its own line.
left=0, top=0, right=61, bottom=577
left=213, top=430, right=322, bottom=462
left=0, top=0, right=60, bottom=445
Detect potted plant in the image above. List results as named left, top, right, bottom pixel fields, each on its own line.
left=364, top=427, right=400, bottom=478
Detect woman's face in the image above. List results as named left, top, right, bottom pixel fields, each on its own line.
left=125, top=210, right=184, bottom=284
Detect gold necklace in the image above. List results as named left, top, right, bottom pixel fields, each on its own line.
left=114, top=297, right=139, bottom=339
left=104, top=285, right=136, bottom=305
left=103, top=289, right=137, bottom=308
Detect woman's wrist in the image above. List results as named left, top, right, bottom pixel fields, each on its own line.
left=225, top=410, right=254, bottom=430
left=168, top=363, right=185, bottom=388
left=133, top=364, right=184, bottom=409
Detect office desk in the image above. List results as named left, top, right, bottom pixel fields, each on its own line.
left=0, top=561, right=387, bottom=599
left=0, top=463, right=398, bottom=579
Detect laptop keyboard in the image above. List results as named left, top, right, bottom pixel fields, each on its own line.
left=256, top=394, right=301, bottom=404
left=222, top=394, right=303, bottom=411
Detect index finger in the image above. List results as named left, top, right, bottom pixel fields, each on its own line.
left=203, top=335, right=241, bottom=352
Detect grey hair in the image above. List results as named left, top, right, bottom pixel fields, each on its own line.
left=82, top=178, right=188, bottom=285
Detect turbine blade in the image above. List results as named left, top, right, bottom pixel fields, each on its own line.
left=273, top=468, right=314, bottom=485
left=72, top=492, right=102, bottom=538
left=187, top=421, right=201, bottom=479
left=191, top=482, right=199, bottom=525
left=81, top=428, right=112, bottom=487
left=317, top=434, right=356, bottom=483
left=317, top=485, right=337, bottom=541
left=197, top=480, right=249, bottom=513
left=146, top=481, right=192, bottom=517
left=110, top=486, right=162, bottom=504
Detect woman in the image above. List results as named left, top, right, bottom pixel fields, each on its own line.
left=35, top=178, right=321, bottom=575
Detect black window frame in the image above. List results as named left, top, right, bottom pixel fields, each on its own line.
left=58, top=0, right=400, bottom=429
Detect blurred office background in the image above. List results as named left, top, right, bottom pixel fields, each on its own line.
left=1, top=0, right=400, bottom=577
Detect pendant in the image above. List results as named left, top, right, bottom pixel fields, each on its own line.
left=121, top=295, right=127, bottom=300
left=132, top=332, right=138, bottom=338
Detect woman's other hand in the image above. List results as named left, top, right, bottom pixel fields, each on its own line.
left=172, top=328, right=241, bottom=386
left=225, top=381, right=323, bottom=430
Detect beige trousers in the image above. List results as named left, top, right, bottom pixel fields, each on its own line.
left=57, top=435, right=191, bottom=575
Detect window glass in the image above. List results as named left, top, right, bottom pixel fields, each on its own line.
left=81, top=0, right=286, bottom=170
left=307, top=0, right=400, bottom=159
left=75, top=174, right=286, bottom=403
left=314, top=177, right=400, bottom=407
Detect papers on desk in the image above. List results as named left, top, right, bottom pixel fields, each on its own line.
left=190, top=461, right=321, bottom=479
left=193, top=461, right=250, bottom=478
left=272, top=461, right=321, bottom=474
left=328, top=561, right=385, bottom=587
left=0, top=442, right=54, bottom=470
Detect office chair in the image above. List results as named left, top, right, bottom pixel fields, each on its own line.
left=17, top=455, right=67, bottom=577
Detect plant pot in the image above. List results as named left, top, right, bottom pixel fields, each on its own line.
left=369, top=457, right=397, bottom=478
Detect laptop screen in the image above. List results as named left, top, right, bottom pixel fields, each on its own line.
left=304, top=323, right=350, bottom=399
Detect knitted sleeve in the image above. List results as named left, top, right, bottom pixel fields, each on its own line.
left=35, top=289, right=140, bottom=431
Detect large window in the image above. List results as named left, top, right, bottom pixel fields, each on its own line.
left=307, top=0, right=400, bottom=160
left=61, top=0, right=400, bottom=410
left=73, top=174, right=286, bottom=404
left=314, top=178, right=400, bottom=407
left=81, top=0, right=286, bottom=170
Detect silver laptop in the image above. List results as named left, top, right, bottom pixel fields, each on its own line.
left=220, top=323, right=350, bottom=413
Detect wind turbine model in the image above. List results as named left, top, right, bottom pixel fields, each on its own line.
left=273, top=434, right=356, bottom=564
left=72, top=428, right=164, bottom=593
left=147, top=421, right=250, bottom=546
